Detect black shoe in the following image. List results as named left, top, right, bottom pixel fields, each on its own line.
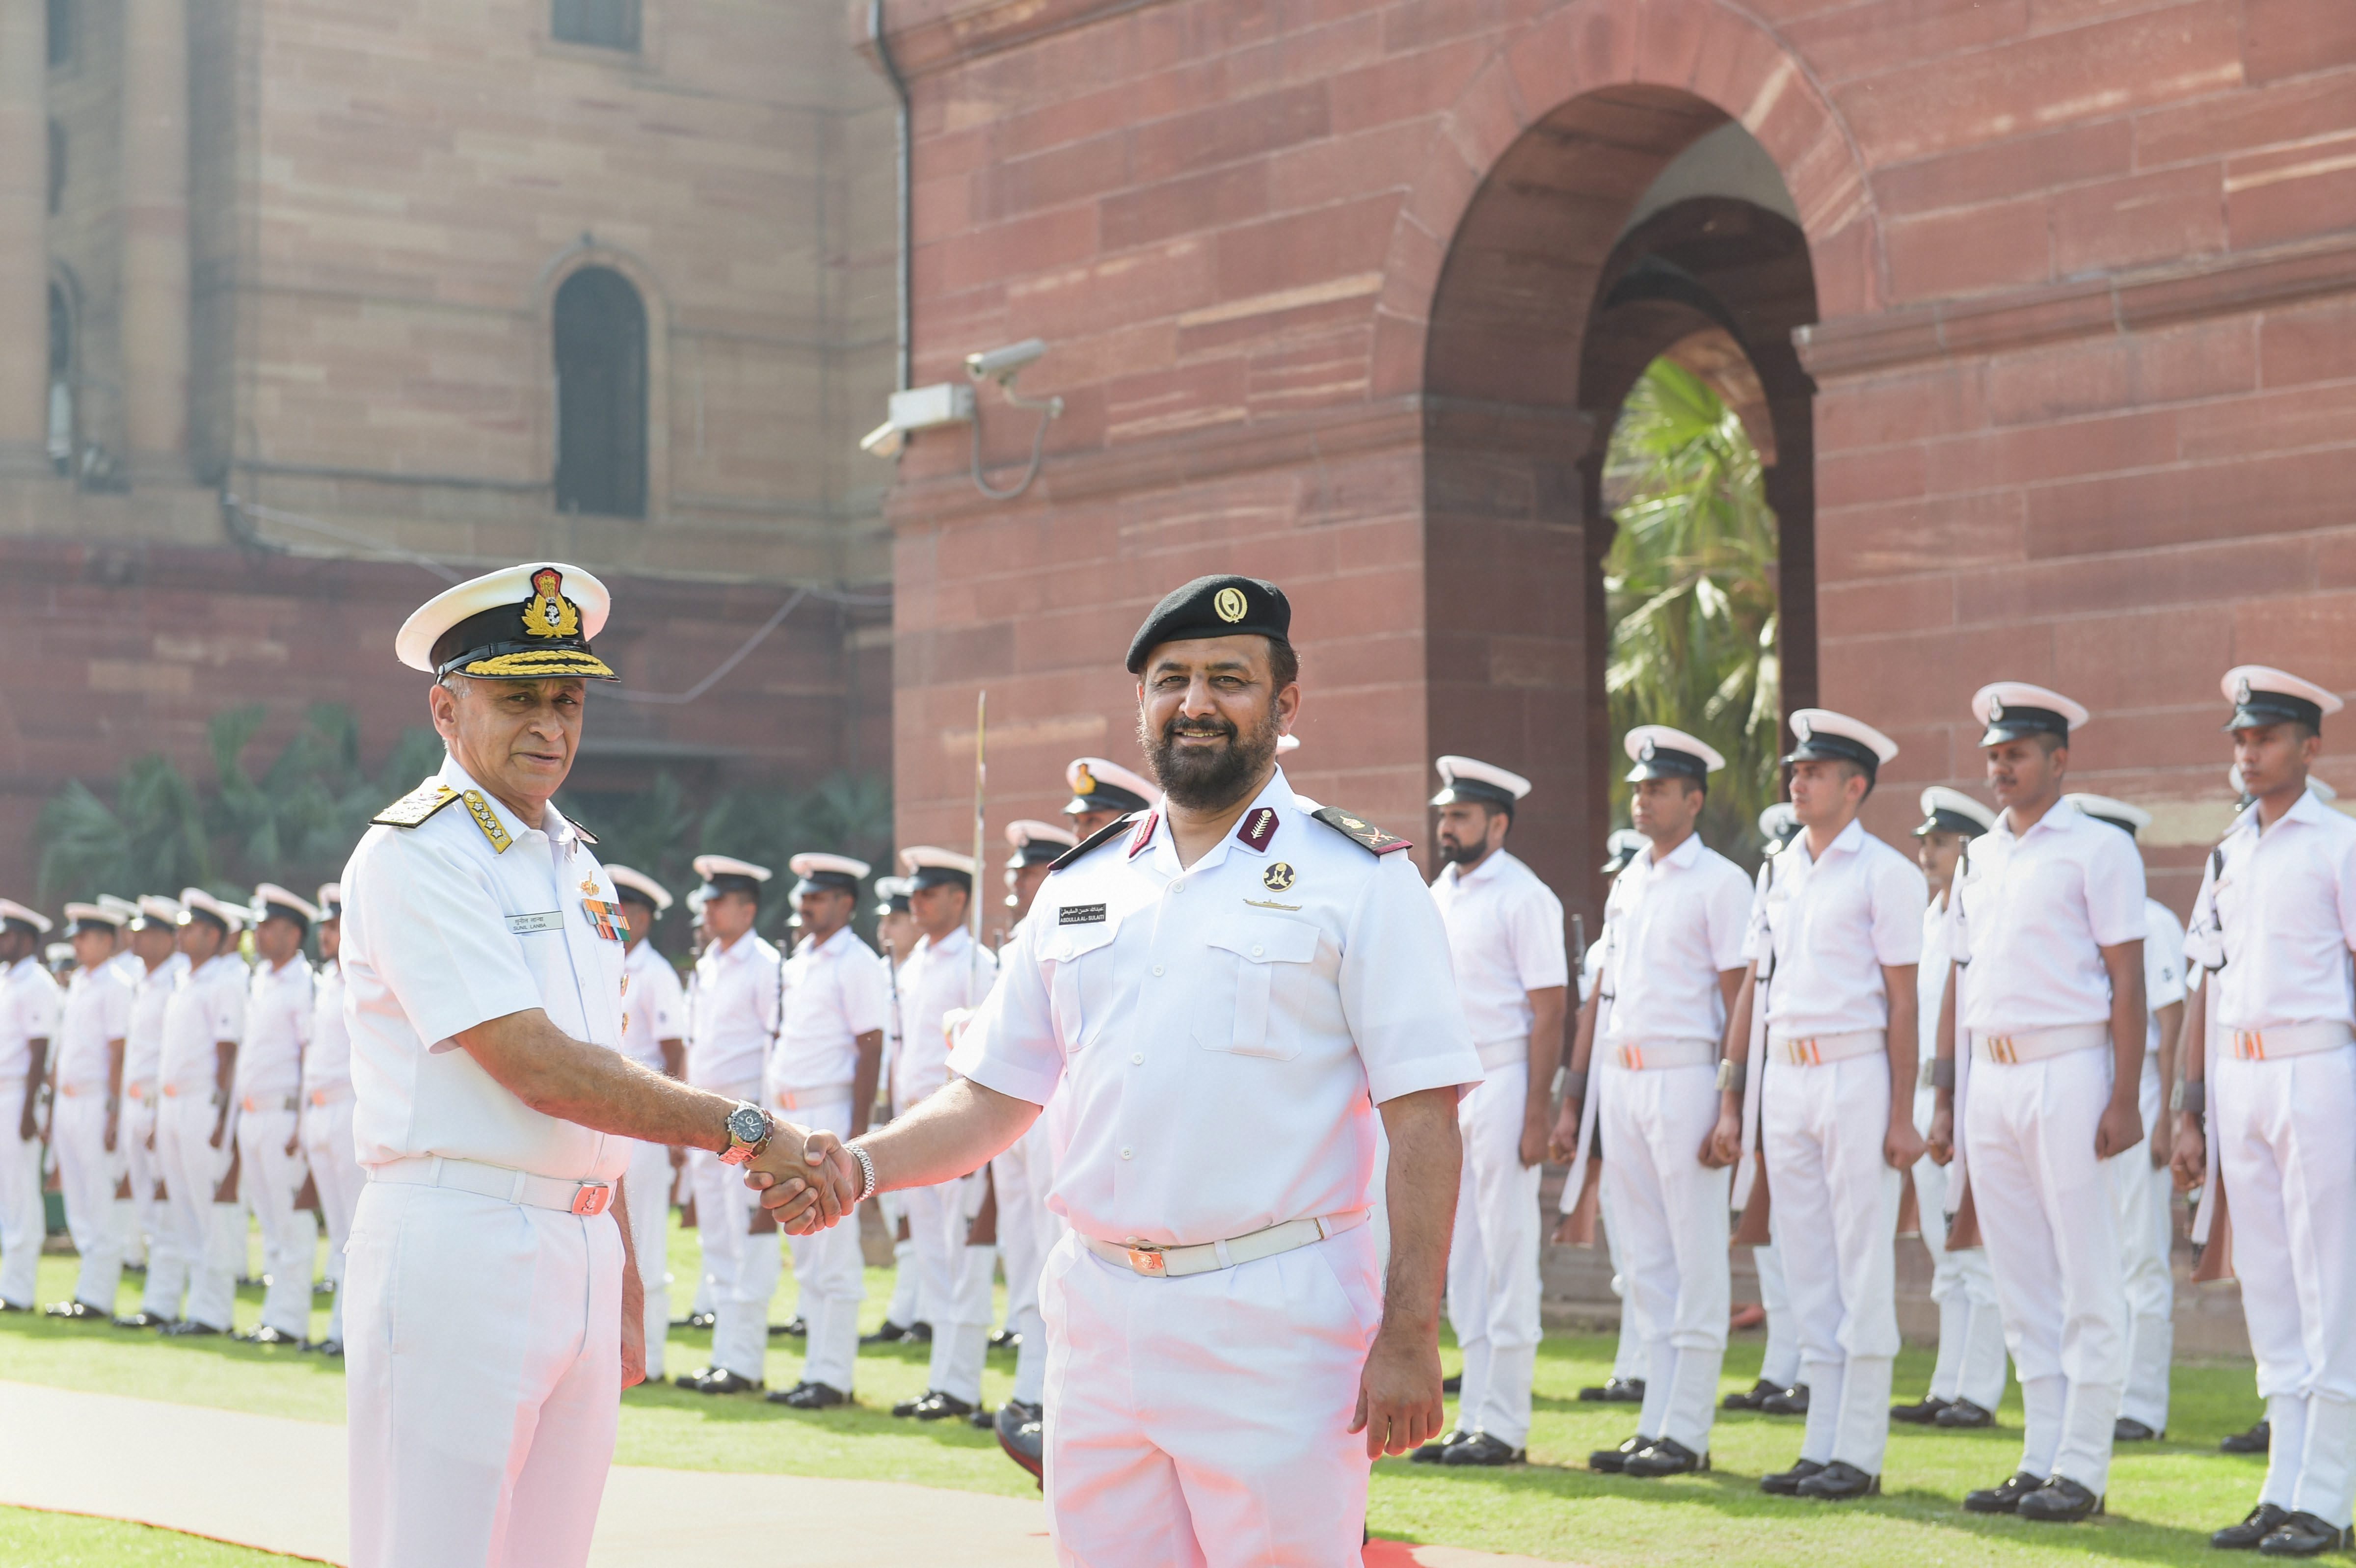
left=2016, top=1476, right=2104, bottom=1522
left=674, top=1312, right=716, bottom=1331
left=996, top=1401, right=1044, bottom=1482
left=42, top=1300, right=109, bottom=1321
left=233, top=1326, right=301, bottom=1345
left=1891, top=1396, right=1952, bottom=1425
left=1442, top=1372, right=1462, bottom=1394
left=698, top=1369, right=765, bottom=1395
left=767, top=1381, right=850, bottom=1409
left=1935, top=1398, right=1995, bottom=1429
left=0, top=1300, right=32, bottom=1313
left=1411, top=1429, right=1468, bottom=1464
left=1591, top=1435, right=1652, bottom=1474
left=1580, top=1377, right=1645, bottom=1404
left=1796, top=1460, right=1880, bottom=1500
left=907, top=1321, right=933, bottom=1342
left=990, top=1328, right=1021, bottom=1350
left=1442, top=1433, right=1526, bottom=1467
left=860, top=1319, right=913, bottom=1345
left=2224, top=1421, right=2274, bottom=1455
left=770, top=1317, right=806, bottom=1338
left=313, top=1279, right=336, bottom=1297
left=112, top=1312, right=170, bottom=1330
left=2115, top=1416, right=2162, bottom=1441
left=910, top=1390, right=975, bottom=1421
left=2260, top=1512, right=2354, bottom=1557
left=1760, top=1459, right=1826, bottom=1496
left=970, top=1404, right=997, bottom=1429
left=1965, top=1471, right=2047, bottom=1514
left=1762, top=1383, right=1812, bottom=1417
left=674, top=1366, right=720, bottom=1389
left=317, top=1339, right=344, bottom=1358
left=1623, top=1437, right=1707, bottom=1478
left=162, top=1320, right=225, bottom=1337
left=2216, top=1504, right=2294, bottom=1550
left=124, top=1262, right=146, bottom=1276
left=1725, top=1378, right=1782, bottom=1411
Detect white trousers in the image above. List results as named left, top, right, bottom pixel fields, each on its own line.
left=132, top=1096, right=186, bottom=1318
left=302, top=1096, right=365, bottom=1345
left=1965, top=1047, right=2127, bottom=1495
left=1595, top=1059, right=1726, bottom=1454
left=690, top=1079, right=763, bottom=1378
left=993, top=1118, right=1061, bottom=1406
left=238, top=1108, right=316, bottom=1337
left=2217, top=1047, right=2356, bottom=1528
left=2110, top=1057, right=2174, bottom=1434
left=736, top=1098, right=865, bottom=1393
left=879, top=1187, right=922, bottom=1328
left=1042, top=1225, right=1378, bottom=1567
left=155, top=1097, right=241, bottom=1330
left=1912, top=1084, right=2008, bottom=1411
left=0, top=1089, right=41, bottom=1309
left=1445, top=1059, right=1545, bottom=1448
left=903, top=1172, right=993, bottom=1403
left=53, top=1095, right=130, bottom=1309
left=619, top=1138, right=674, bottom=1382
left=124, top=1088, right=161, bottom=1271
left=1600, top=1166, right=1651, bottom=1383
left=1763, top=1052, right=1900, bottom=1476
left=1754, top=1244, right=1801, bottom=1388
left=347, top=1181, right=620, bottom=1568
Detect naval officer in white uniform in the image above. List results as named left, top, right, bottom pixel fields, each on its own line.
left=44, top=902, right=133, bottom=1318
left=238, top=884, right=319, bottom=1344
left=153, top=890, right=249, bottom=1335
left=119, top=896, right=189, bottom=1328
left=300, top=884, right=363, bottom=1354
left=0, top=899, right=56, bottom=1313
left=337, top=562, right=829, bottom=1568
left=607, top=865, right=687, bottom=1382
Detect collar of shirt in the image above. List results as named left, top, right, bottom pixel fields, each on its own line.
left=796, top=926, right=856, bottom=962
left=3, top=956, right=41, bottom=987
left=1645, top=830, right=1705, bottom=875
left=1798, top=817, right=1867, bottom=866
left=1135, top=767, right=1292, bottom=882
left=1991, top=797, right=2086, bottom=849
left=2254, top=786, right=2335, bottom=839
left=702, top=928, right=766, bottom=972
left=433, top=752, right=591, bottom=858
left=1446, top=847, right=1509, bottom=889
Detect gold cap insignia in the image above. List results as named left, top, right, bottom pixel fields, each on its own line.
left=1073, top=764, right=1096, bottom=796
left=1213, top=586, right=1248, bottom=623
left=523, top=568, right=582, bottom=641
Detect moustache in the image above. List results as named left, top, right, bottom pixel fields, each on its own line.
left=1164, top=721, right=1237, bottom=741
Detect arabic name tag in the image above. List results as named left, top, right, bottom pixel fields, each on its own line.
left=507, top=911, right=564, bottom=935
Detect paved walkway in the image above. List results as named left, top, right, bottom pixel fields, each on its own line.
left=0, top=1382, right=1569, bottom=1567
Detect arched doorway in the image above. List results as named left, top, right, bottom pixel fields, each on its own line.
left=1421, top=85, right=1820, bottom=926
left=553, top=265, right=649, bottom=518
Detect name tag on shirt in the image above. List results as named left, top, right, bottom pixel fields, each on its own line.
left=507, top=911, right=564, bottom=935
left=1059, top=904, right=1107, bottom=926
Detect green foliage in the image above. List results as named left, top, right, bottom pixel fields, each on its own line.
left=1603, top=357, right=1781, bottom=864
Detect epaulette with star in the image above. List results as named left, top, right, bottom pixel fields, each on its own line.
left=1311, top=806, right=1413, bottom=855
left=372, top=781, right=460, bottom=829
left=1048, top=813, right=1136, bottom=873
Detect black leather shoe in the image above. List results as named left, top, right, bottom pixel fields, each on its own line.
left=1891, top=1396, right=1952, bottom=1425
left=43, top=1300, right=109, bottom=1321
left=2216, top=1504, right=2294, bottom=1549
left=1760, top=1459, right=1826, bottom=1496
left=996, top=1401, right=1044, bottom=1482
left=316, top=1339, right=344, bottom=1358
left=1797, top=1460, right=1880, bottom=1500
left=907, top=1321, right=934, bottom=1342
left=910, top=1391, right=976, bottom=1421
left=674, top=1312, right=716, bottom=1331
left=1591, top=1435, right=1652, bottom=1473
left=1412, top=1429, right=1468, bottom=1464
left=860, top=1320, right=913, bottom=1345
left=990, top=1328, right=1021, bottom=1350
left=1935, top=1398, right=1995, bottom=1429
left=1762, top=1383, right=1812, bottom=1417
left=2115, top=1417, right=2163, bottom=1441
left=1726, top=1378, right=1782, bottom=1411
left=768, top=1381, right=849, bottom=1409
left=1965, top=1471, right=2047, bottom=1514
left=1623, top=1437, right=1707, bottom=1478
left=1442, top=1372, right=1462, bottom=1394
left=970, top=1404, right=997, bottom=1429
left=162, top=1320, right=224, bottom=1337
left=113, top=1312, right=170, bottom=1330
left=234, top=1326, right=301, bottom=1345
left=770, top=1317, right=806, bottom=1338
left=1580, top=1377, right=1646, bottom=1404
left=2016, top=1476, right=2104, bottom=1522
left=0, top=1300, right=32, bottom=1312
left=2260, top=1512, right=2354, bottom=1556
left=674, top=1366, right=719, bottom=1389
left=1442, top=1433, right=1526, bottom=1467
left=2225, top=1422, right=2274, bottom=1455
left=681, top=1368, right=762, bottom=1394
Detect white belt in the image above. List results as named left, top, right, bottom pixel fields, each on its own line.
left=1771, top=1030, right=1884, bottom=1066
left=54, top=1083, right=109, bottom=1098
left=1971, top=1023, right=2108, bottom=1064
left=305, top=1082, right=353, bottom=1107
left=771, top=1083, right=854, bottom=1111
left=1604, top=1038, right=1717, bottom=1071
left=240, top=1094, right=299, bottom=1114
left=1083, top=1208, right=1370, bottom=1279
left=1474, top=1039, right=1528, bottom=1072
left=160, top=1085, right=222, bottom=1106
left=2226, top=1022, right=2356, bottom=1062
left=124, top=1081, right=153, bottom=1104
left=369, top=1153, right=614, bottom=1217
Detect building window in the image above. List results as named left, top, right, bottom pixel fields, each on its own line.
left=552, top=0, right=638, bottom=50
left=48, top=282, right=73, bottom=472
left=46, top=0, right=71, bottom=67
left=47, top=122, right=63, bottom=213
left=553, top=266, right=647, bottom=518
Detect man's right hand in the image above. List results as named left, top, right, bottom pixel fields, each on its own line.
left=1925, top=1104, right=1954, bottom=1165
left=1546, top=1100, right=1581, bottom=1166
left=2171, top=1110, right=2206, bottom=1192
left=1702, top=1106, right=1741, bottom=1169
left=746, top=1126, right=856, bottom=1233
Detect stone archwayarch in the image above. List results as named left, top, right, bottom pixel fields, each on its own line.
left=530, top=239, right=673, bottom=521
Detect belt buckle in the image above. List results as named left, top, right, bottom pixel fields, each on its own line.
left=571, top=1181, right=611, bottom=1217
left=2236, top=1031, right=2264, bottom=1061
left=1124, top=1241, right=1167, bottom=1277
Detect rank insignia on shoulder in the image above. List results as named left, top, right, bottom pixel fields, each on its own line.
left=372, top=782, right=460, bottom=829
left=461, top=790, right=514, bottom=854
left=1311, top=806, right=1413, bottom=855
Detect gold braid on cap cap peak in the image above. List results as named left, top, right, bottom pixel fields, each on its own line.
left=459, top=647, right=617, bottom=679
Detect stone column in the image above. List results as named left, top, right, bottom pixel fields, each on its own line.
left=120, top=0, right=190, bottom=478
left=0, top=0, right=48, bottom=474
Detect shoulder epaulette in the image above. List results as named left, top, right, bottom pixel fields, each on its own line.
left=372, top=781, right=460, bottom=829
left=1311, top=806, right=1414, bottom=855
left=1049, top=813, right=1135, bottom=872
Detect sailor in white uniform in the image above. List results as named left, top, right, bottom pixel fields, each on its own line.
left=0, top=899, right=56, bottom=1312
left=238, top=884, right=320, bottom=1344
left=1062, top=756, right=1157, bottom=840
left=299, top=884, right=363, bottom=1355
left=606, top=866, right=686, bottom=1383
left=153, top=889, right=249, bottom=1335
left=864, top=875, right=929, bottom=1347
left=119, top=896, right=190, bottom=1328
left=43, top=903, right=133, bottom=1318
left=1728, top=802, right=1809, bottom=1417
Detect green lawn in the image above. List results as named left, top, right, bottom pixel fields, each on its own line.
left=0, top=1507, right=306, bottom=1566
left=4, top=1222, right=2277, bottom=1566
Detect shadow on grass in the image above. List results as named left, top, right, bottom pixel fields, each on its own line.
left=0, top=1308, right=352, bottom=1382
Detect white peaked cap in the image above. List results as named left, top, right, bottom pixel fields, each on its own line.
left=394, top=561, right=615, bottom=679
left=691, top=854, right=773, bottom=883
left=900, top=846, right=978, bottom=877
left=1431, top=755, right=1533, bottom=808
left=178, top=888, right=246, bottom=933
left=62, top=902, right=126, bottom=930
left=1622, top=725, right=1727, bottom=778
left=607, top=866, right=674, bottom=911
left=2065, top=793, right=2151, bottom=835
left=1757, top=801, right=1799, bottom=839
left=1916, top=785, right=1996, bottom=836
left=1063, top=757, right=1157, bottom=814
left=135, top=895, right=183, bottom=925
left=317, top=883, right=344, bottom=914
left=1786, top=708, right=1901, bottom=767
left=0, top=900, right=54, bottom=935
left=97, top=894, right=140, bottom=921
left=252, top=883, right=323, bottom=924
left=1276, top=733, right=1301, bottom=752
left=789, top=852, right=872, bottom=882
left=1971, top=681, right=2089, bottom=742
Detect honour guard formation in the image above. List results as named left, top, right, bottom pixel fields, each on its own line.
left=9, top=559, right=2356, bottom=1566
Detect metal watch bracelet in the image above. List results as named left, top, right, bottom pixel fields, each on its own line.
left=849, top=1142, right=877, bottom=1204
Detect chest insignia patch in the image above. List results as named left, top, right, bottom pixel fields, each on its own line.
left=1059, top=903, right=1107, bottom=925
left=461, top=791, right=513, bottom=854
left=581, top=899, right=628, bottom=942
left=580, top=878, right=599, bottom=895
left=372, top=782, right=459, bottom=829
left=1262, top=861, right=1295, bottom=892
left=1311, top=806, right=1413, bottom=856
left=1237, top=806, right=1279, bottom=852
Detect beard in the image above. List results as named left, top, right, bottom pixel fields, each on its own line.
left=1437, top=835, right=1486, bottom=868
left=1139, top=701, right=1282, bottom=812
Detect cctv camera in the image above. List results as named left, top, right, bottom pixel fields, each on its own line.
left=964, top=339, right=1047, bottom=384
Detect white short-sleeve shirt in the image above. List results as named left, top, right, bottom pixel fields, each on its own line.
left=158, top=953, right=247, bottom=1096
left=339, top=754, right=634, bottom=1182
left=1918, top=896, right=1954, bottom=1038
left=2188, top=789, right=2356, bottom=1032
left=1953, top=799, right=2147, bottom=1036
left=304, top=961, right=351, bottom=1095
left=1428, top=849, right=1569, bottom=1047
left=686, top=929, right=780, bottom=1093
left=237, top=956, right=313, bottom=1104
left=620, top=940, right=689, bottom=1074
left=125, top=951, right=188, bottom=1090
left=771, top=925, right=892, bottom=1093
left=1749, top=818, right=1928, bottom=1038
left=0, top=956, right=59, bottom=1082
left=893, top=925, right=994, bottom=1112
left=54, top=962, right=133, bottom=1093
left=2142, top=898, right=2186, bottom=1053
left=948, top=769, right=1483, bottom=1248
left=1598, top=832, right=1753, bottom=1047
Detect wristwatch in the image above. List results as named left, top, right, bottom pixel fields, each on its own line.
left=718, top=1101, right=774, bottom=1166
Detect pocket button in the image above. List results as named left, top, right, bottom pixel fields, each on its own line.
left=1251, top=944, right=1264, bottom=957
left=1130, top=1053, right=1144, bottom=1065
left=1152, top=965, right=1164, bottom=977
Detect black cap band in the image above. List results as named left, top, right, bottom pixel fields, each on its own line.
left=792, top=872, right=860, bottom=898
left=1432, top=779, right=1518, bottom=811
left=2225, top=692, right=2324, bottom=732
left=1126, top=576, right=1291, bottom=674
left=1009, top=842, right=1064, bottom=868
left=260, top=902, right=310, bottom=931
left=909, top=867, right=972, bottom=893
left=701, top=874, right=763, bottom=902
left=1065, top=783, right=1151, bottom=815
left=1914, top=809, right=1986, bottom=839
left=615, top=887, right=661, bottom=912
left=1979, top=701, right=2070, bottom=746
left=1625, top=745, right=1708, bottom=783
left=1783, top=732, right=1880, bottom=780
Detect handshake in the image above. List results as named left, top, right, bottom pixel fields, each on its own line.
left=742, top=1123, right=864, bottom=1236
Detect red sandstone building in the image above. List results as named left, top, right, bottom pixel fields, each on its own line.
left=876, top=0, right=2356, bottom=926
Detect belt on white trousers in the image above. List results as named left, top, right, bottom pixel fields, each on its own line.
left=1770, top=1029, right=1884, bottom=1066
left=368, top=1153, right=614, bottom=1217
left=770, top=1083, right=853, bottom=1111
left=304, top=1082, right=353, bottom=1107
left=1083, top=1208, right=1371, bottom=1279
left=1604, top=1038, right=1717, bottom=1071
left=124, top=1081, right=152, bottom=1103
left=240, top=1094, right=299, bottom=1114
left=1475, top=1038, right=1528, bottom=1072
left=2225, top=1022, right=2356, bottom=1061
left=1970, top=1023, right=2108, bottom=1064
left=54, top=1083, right=111, bottom=1098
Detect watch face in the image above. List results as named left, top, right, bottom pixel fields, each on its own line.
left=728, top=1106, right=768, bottom=1145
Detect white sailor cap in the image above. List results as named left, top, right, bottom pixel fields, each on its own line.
left=900, top=846, right=976, bottom=892
left=873, top=875, right=913, bottom=916
left=1004, top=820, right=1078, bottom=869
left=1431, top=755, right=1533, bottom=811
left=1064, top=757, right=1156, bottom=817
left=317, top=884, right=344, bottom=919
left=1623, top=726, right=1725, bottom=784
left=177, top=888, right=246, bottom=934
left=2222, top=665, right=2343, bottom=733
left=1783, top=709, right=1900, bottom=780
left=1276, top=733, right=1301, bottom=753
left=252, top=883, right=322, bottom=928
left=395, top=562, right=616, bottom=682
left=62, top=902, right=126, bottom=935
left=97, top=894, right=140, bottom=924
left=134, top=894, right=183, bottom=929
left=691, top=855, right=772, bottom=900
left=789, top=852, right=871, bottom=899
left=1971, top=682, right=2088, bottom=748
left=1600, top=827, right=1648, bottom=875
left=45, top=943, right=72, bottom=968
left=2066, top=794, right=2150, bottom=837
left=607, top=866, right=673, bottom=913
left=1915, top=786, right=1995, bottom=839
left=0, top=900, right=53, bottom=937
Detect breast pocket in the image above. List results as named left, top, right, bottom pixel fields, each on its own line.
left=1044, top=918, right=1121, bottom=1051
left=1194, top=916, right=1321, bottom=1061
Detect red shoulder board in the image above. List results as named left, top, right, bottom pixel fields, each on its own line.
left=1311, top=806, right=1413, bottom=855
